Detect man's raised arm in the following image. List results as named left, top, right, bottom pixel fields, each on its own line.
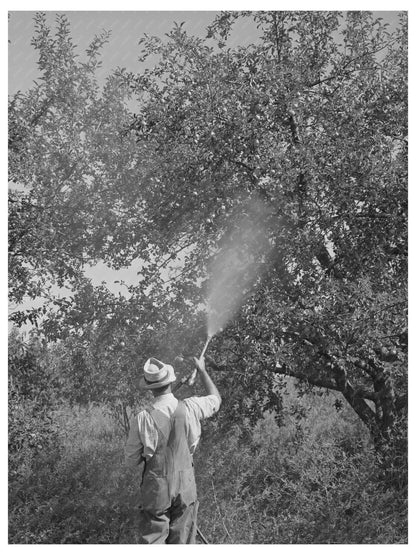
left=193, top=356, right=222, bottom=407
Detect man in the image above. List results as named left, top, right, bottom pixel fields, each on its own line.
left=125, top=355, right=221, bottom=544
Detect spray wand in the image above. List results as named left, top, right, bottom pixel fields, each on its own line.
left=173, top=335, right=212, bottom=392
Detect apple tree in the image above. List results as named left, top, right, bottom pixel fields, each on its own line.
left=8, top=12, right=407, bottom=451
left=119, top=11, right=407, bottom=445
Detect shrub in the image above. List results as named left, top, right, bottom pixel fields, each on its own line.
left=8, top=384, right=407, bottom=544
left=9, top=403, right=142, bottom=544
left=8, top=331, right=60, bottom=481
left=194, top=387, right=407, bottom=544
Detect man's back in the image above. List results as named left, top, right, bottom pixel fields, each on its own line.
left=140, top=401, right=197, bottom=514
left=125, top=355, right=221, bottom=543
left=125, top=392, right=220, bottom=466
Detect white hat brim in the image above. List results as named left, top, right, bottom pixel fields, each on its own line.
left=139, top=365, right=176, bottom=390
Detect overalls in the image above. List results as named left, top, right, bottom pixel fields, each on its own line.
left=140, top=401, right=198, bottom=544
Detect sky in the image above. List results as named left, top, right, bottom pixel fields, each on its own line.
left=8, top=11, right=263, bottom=96
left=8, top=10, right=401, bottom=96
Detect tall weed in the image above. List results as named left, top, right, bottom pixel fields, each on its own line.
left=9, top=390, right=407, bottom=543
left=194, top=387, right=407, bottom=544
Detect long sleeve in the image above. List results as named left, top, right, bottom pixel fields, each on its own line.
left=183, top=395, right=220, bottom=454
left=125, top=414, right=143, bottom=468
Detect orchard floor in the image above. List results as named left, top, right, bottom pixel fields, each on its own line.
left=9, top=387, right=407, bottom=544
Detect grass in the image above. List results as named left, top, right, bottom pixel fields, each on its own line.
left=9, top=386, right=408, bottom=544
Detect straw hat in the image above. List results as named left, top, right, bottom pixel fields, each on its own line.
left=140, top=357, right=176, bottom=390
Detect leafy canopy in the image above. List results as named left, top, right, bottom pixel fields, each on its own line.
left=9, top=12, right=407, bottom=439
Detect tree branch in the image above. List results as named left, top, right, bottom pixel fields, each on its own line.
left=271, top=360, right=378, bottom=433
left=306, top=39, right=398, bottom=89
left=315, top=244, right=343, bottom=279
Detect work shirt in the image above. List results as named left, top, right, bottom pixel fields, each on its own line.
left=125, top=393, right=220, bottom=466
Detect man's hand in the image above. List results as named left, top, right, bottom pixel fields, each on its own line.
left=187, top=356, right=205, bottom=387
left=193, top=356, right=206, bottom=373
left=192, top=356, right=221, bottom=407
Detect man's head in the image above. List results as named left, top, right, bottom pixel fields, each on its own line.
left=140, top=357, right=176, bottom=394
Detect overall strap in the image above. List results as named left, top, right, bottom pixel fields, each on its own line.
left=147, top=407, right=172, bottom=442
left=167, top=401, right=191, bottom=455
left=146, top=399, right=184, bottom=442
